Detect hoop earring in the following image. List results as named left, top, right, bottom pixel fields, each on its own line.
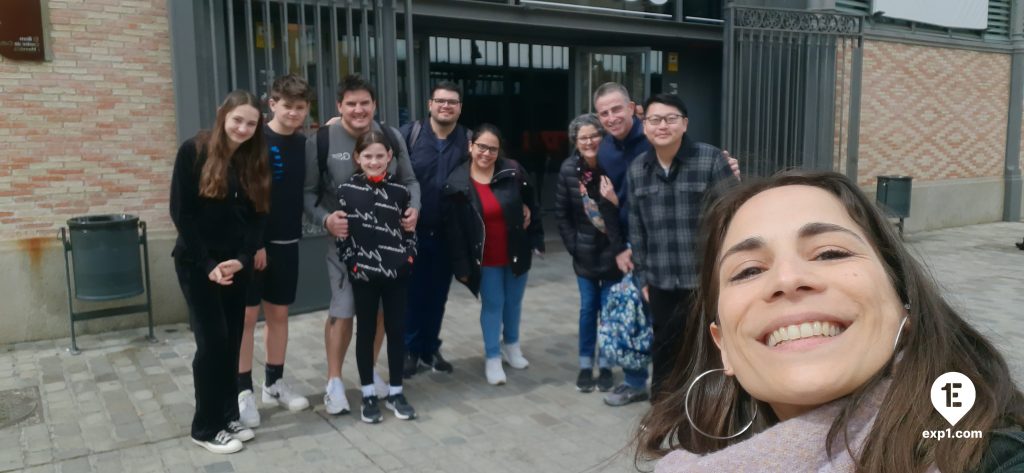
left=684, top=368, right=758, bottom=440
left=892, top=315, right=909, bottom=351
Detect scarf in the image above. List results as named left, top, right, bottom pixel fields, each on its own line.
left=655, top=380, right=918, bottom=473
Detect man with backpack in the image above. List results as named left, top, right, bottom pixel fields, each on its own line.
left=303, top=75, right=420, bottom=416
left=399, top=81, right=472, bottom=378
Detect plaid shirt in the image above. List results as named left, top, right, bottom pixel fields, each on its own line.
left=627, top=134, right=737, bottom=291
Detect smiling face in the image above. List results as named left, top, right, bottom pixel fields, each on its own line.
left=337, top=89, right=375, bottom=134
left=356, top=142, right=392, bottom=178
left=642, top=102, right=688, bottom=150
left=223, top=104, right=261, bottom=149
left=268, top=97, right=309, bottom=132
left=710, top=185, right=905, bottom=420
left=574, top=124, right=602, bottom=161
left=468, top=131, right=500, bottom=173
left=428, top=88, right=462, bottom=126
left=594, top=91, right=635, bottom=141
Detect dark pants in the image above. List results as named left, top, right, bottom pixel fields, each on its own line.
left=353, top=278, right=409, bottom=389
left=403, top=234, right=453, bottom=360
left=175, top=258, right=247, bottom=441
left=647, top=286, right=694, bottom=403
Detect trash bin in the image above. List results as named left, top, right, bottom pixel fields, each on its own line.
left=66, top=214, right=144, bottom=300
left=876, top=175, right=912, bottom=219
left=60, top=214, right=155, bottom=354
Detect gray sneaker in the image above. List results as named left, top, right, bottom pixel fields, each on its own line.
left=603, top=383, right=649, bottom=407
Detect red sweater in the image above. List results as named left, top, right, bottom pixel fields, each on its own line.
left=473, top=180, right=509, bottom=267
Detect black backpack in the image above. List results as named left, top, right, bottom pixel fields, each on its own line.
left=314, top=122, right=403, bottom=206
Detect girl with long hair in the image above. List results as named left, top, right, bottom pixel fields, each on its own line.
left=170, top=90, right=270, bottom=454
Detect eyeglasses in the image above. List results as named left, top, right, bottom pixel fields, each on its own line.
left=644, top=114, right=685, bottom=126
left=473, top=142, right=499, bottom=156
left=431, top=98, right=461, bottom=106
left=576, top=133, right=603, bottom=144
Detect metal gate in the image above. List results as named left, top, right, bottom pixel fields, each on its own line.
left=722, top=6, right=864, bottom=178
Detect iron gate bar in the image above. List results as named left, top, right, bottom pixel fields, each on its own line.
left=329, top=1, right=339, bottom=115
left=281, top=2, right=288, bottom=76
left=228, top=0, right=238, bottom=90
left=245, top=0, right=256, bottom=93
left=208, top=0, right=221, bottom=96
left=404, top=0, right=416, bottom=121
left=346, top=3, right=355, bottom=74
left=297, top=0, right=305, bottom=81
left=846, top=39, right=863, bottom=180
left=263, top=0, right=273, bottom=95
left=360, top=0, right=370, bottom=77
left=314, top=2, right=324, bottom=120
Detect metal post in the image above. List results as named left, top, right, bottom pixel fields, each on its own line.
left=167, top=0, right=203, bottom=141
left=59, top=228, right=80, bottom=355
left=380, top=0, right=400, bottom=126
left=1005, top=0, right=1024, bottom=221
left=263, top=0, right=273, bottom=95
left=346, top=3, right=355, bottom=74
left=845, top=40, right=863, bottom=181
left=404, top=0, right=417, bottom=121
left=281, top=2, right=289, bottom=75
left=227, top=0, right=238, bottom=90
left=208, top=0, right=222, bottom=96
left=360, top=0, right=371, bottom=77
left=140, top=222, right=156, bottom=343
left=245, top=0, right=257, bottom=92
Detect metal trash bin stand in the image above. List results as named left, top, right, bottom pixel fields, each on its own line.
left=876, top=175, right=912, bottom=238
left=59, top=214, right=156, bottom=354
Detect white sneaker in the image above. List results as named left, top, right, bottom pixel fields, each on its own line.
left=324, top=378, right=350, bottom=415
left=237, top=390, right=260, bottom=428
left=373, top=371, right=389, bottom=400
left=262, top=380, right=310, bottom=412
left=485, top=357, right=506, bottom=385
left=501, top=342, right=530, bottom=369
left=191, top=430, right=244, bottom=454
left=225, top=420, right=255, bottom=442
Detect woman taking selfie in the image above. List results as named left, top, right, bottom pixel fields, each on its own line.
left=637, top=170, right=1023, bottom=472
left=170, top=90, right=270, bottom=454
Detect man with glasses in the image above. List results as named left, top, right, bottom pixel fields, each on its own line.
left=625, top=93, right=738, bottom=406
left=398, top=81, right=473, bottom=377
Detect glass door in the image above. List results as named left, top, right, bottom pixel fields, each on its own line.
left=574, top=48, right=652, bottom=115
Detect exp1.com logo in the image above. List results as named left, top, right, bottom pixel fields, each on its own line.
left=923, top=372, right=984, bottom=440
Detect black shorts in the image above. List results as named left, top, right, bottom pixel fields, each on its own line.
left=245, top=242, right=300, bottom=306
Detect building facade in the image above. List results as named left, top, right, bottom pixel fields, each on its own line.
left=1, top=0, right=1022, bottom=344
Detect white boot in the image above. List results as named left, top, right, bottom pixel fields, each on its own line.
left=485, top=357, right=506, bottom=385
left=501, top=342, right=530, bottom=369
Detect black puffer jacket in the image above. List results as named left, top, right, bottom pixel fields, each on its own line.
left=443, top=158, right=543, bottom=296
left=554, top=152, right=624, bottom=281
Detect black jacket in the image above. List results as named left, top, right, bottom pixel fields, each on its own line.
left=443, top=158, right=543, bottom=296
left=554, top=152, right=624, bottom=281
left=169, top=137, right=265, bottom=274
left=335, top=173, right=417, bottom=283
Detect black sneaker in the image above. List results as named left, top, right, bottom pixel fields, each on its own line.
left=191, top=430, right=243, bottom=454
left=402, top=353, right=419, bottom=379
left=597, top=368, right=614, bottom=392
left=225, top=420, right=255, bottom=442
left=385, top=393, right=417, bottom=420
left=575, top=369, right=595, bottom=393
left=360, top=396, right=383, bottom=424
left=426, top=350, right=454, bottom=373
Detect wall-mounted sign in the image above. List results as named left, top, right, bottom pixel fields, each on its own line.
left=667, top=52, right=678, bottom=72
left=0, top=0, right=48, bottom=61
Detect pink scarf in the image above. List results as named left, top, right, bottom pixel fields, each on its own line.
left=655, top=380, right=926, bottom=473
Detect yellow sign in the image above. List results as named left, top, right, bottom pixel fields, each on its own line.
left=667, top=52, right=678, bottom=73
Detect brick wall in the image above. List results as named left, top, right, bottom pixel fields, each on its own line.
left=857, top=40, right=1009, bottom=186
left=0, top=0, right=177, bottom=241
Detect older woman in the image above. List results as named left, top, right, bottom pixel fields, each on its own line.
left=554, top=114, right=625, bottom=393
left=636, top=170, right=1024, bottom=472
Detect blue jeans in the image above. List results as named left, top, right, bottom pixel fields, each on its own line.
left=479, top=266, right=528, bottom=359
left=577, top=276, right=616, bottom=370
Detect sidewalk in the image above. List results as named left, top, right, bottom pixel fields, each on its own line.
left=1, top=222, right=1022, bottom=473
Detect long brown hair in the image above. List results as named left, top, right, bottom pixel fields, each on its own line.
left=194, top=90, right=270, bottom=213
left=635, top=170, right=1023, bottom=472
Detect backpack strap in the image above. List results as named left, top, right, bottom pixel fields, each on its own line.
left=314, top=125, right=331, bottom=206
left=407, top=120, right=423, bottom=150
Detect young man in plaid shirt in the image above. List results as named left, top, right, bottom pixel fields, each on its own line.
left=622, top=93, right=739, bottom=404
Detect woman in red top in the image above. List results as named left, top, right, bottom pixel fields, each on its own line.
left=443, top=124, right=544, bottom=385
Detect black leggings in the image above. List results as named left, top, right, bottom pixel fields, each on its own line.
left=175, top=258, right=247, bottom=441
left=352, top=278, right=409, bottom=390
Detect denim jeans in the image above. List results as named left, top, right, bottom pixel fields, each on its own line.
left=576, top=276, right=617, bottom=369
left=479, top=266, right=529, bottom=359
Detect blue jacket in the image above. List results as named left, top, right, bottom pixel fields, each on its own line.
left=597, top=116, right=650, bottom=247
left=400, top=120, right=470, bottom=234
